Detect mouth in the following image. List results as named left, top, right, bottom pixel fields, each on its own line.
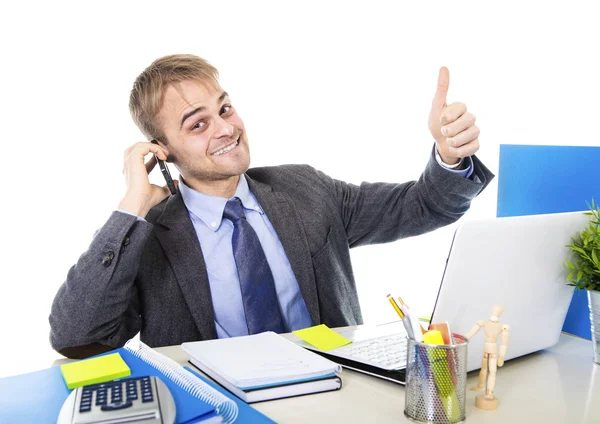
left=211, top=137, right=240, bottom=156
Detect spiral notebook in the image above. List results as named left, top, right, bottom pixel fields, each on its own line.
left=122, top=340, right=238, bottom=423
left=0, top=340, right=278, bottom=423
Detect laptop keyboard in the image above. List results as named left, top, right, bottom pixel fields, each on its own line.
left=327, top=330, right=408, bottom=370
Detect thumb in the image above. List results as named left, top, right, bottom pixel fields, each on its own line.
left=432, top=66, right=450, bottom=112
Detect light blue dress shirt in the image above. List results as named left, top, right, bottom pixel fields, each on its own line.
left=179, top=175, right=313, bottom=338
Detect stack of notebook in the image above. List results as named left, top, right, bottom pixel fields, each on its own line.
left=182, top=331, right=343, bottom=403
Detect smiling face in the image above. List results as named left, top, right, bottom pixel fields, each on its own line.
left=158, top=79, right=250, bottom=196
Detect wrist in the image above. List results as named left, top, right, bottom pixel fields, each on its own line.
left=435, top=147, right=463, bottom=169
left=118, top=193, right=151, bottom=218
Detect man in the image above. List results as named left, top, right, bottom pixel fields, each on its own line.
left=50, top=54, right=493, bottom=359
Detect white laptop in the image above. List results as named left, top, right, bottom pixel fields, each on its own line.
left=293, top=211, right=589, bottom=382
left=431, top=210, right=588, bottom=372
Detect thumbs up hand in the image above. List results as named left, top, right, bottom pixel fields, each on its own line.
left=428, top=67, right=480, bottom=165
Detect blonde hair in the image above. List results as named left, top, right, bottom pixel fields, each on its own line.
left=129, top=54, right=219, bottom=143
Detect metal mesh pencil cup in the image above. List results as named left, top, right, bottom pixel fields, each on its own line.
left=404, top=334, right=468, bottom=424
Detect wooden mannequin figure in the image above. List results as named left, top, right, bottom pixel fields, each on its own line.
left=465, top=304, right=510, bottom=410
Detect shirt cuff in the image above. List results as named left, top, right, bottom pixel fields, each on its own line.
left=435, top=148, right=474, bottom=179
left=116, top=209, right=146, bottom=222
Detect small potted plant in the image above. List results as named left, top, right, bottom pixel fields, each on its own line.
left=565, top=200, right=600, bottom=364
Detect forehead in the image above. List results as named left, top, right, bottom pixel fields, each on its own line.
left=160, top=79, right=224, bottom=119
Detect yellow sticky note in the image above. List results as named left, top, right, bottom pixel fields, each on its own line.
left=293, top=324, right=352, bottom=351
left=60, top=352, right=131, bottom=389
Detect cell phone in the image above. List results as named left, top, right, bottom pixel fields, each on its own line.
left=150, top=139, right=177, bottom=195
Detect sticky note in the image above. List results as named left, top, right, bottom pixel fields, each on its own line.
left=60, top=352, right=131, bottom=389
left=429, top=322, right=452, bottom=345
left=293, top=324, right=352, bottom=351
left=423, top=329, right=445, bottom=345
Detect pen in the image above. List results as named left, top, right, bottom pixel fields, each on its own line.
left=397, top=297, right=424, bottom=342
left=387, top=294, right=416, bottom=340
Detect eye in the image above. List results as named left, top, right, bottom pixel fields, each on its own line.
left=192, top=121, right=206, bottom=130
left=220, top=104, right=233, bottom=115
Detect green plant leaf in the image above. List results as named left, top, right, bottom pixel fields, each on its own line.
left=593, top=250, right=600, bottom=268
left=564, top=200, right=600, bottom=290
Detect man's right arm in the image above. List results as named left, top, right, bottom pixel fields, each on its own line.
left=50, top=141, right=174, bottom=358
left=49, top=211, right=153, bottom=358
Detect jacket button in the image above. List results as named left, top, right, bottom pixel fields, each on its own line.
left=120, top=245, right=125, bottom=254
left=102, top=250, right=115, bottom=267
left=123, top=237, right=130, bottom=246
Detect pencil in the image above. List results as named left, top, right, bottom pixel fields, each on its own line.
left=398, top=296, right=427, bottom=334
left=387, top=294, right=404, bottom=318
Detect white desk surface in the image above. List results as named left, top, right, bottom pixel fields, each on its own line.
left=35, top=328, right=600, bottom=423
left=155, top=330, right=600, bottom=424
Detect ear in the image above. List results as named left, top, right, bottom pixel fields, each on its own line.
left=151, top=138, right=172, bottom=161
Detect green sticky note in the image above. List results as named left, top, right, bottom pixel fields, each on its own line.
left=60, top=352, right=131, bottom=389
left=293, top=324, right=352, bottom=351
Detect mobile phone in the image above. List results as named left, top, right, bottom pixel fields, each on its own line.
left=150, top=139, right=177, bottom=195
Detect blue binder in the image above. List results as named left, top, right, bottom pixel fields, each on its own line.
left=497, top=144, right=600, bottom=340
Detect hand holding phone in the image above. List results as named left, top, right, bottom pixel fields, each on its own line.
left=150, top=140, right=177, bottom=195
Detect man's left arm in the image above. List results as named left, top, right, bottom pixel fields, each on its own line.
left=321, top=67, right=494, bottom=247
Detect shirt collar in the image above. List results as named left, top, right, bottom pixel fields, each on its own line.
left=179, top=175, right=264, bottom=232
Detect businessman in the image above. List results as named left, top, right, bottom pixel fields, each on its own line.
left=50, top=54, right=493, bottom=358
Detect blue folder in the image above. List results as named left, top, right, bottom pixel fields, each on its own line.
left=0, top=347, right=274, bottom=423
left=497, top=144, right=600, bottom=340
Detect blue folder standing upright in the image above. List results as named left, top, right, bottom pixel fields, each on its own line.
left=497, top=144, right=600, bottom=340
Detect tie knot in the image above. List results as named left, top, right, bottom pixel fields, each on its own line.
left=223, top=197, right=246, bottom=222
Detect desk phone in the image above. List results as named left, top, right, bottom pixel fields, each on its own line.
left=57, top=375, right=176, bottom=424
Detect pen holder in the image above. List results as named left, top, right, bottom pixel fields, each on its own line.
left=404, top=334, right=468, bottom=424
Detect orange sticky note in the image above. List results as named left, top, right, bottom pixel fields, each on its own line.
left=60, top=352, right=131, bottom=389
left=293, top=324, right=352, bottom=351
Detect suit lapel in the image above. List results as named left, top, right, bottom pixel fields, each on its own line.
left=155, top=193, right=217, bottom=340
left=247, top=176, right=321, bottom=325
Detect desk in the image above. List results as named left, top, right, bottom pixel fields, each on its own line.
left=155, top=331, right=600, bottom=423
left=43, top=330, right=599, bottom=423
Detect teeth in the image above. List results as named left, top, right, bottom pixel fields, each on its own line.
left=211, top=139, right=239, bottom=156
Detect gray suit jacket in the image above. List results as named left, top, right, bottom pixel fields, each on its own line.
left=50, top=153, right=493, bottom=352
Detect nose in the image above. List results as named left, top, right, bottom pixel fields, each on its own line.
left=213, top=115, right=234, bottom=139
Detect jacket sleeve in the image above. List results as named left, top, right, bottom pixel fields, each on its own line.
left=49, top=211, right=154, bottom=353
left=321, top=148, right=495, bottom=248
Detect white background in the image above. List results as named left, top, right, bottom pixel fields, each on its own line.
left=0, top=1, right=599, bottom=376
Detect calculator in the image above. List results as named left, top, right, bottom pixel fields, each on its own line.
left=57, top=375, right=176, bottom=424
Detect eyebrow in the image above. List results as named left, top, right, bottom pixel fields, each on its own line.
left=179, top=91, right=229, bottom=129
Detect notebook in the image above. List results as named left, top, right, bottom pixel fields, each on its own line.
left=182, top=331, right=343, bottom=403
left=0, top=340, right=250, bottom=424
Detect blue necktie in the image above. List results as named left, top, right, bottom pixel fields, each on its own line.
left=223, top=197, right=285, bottom=334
